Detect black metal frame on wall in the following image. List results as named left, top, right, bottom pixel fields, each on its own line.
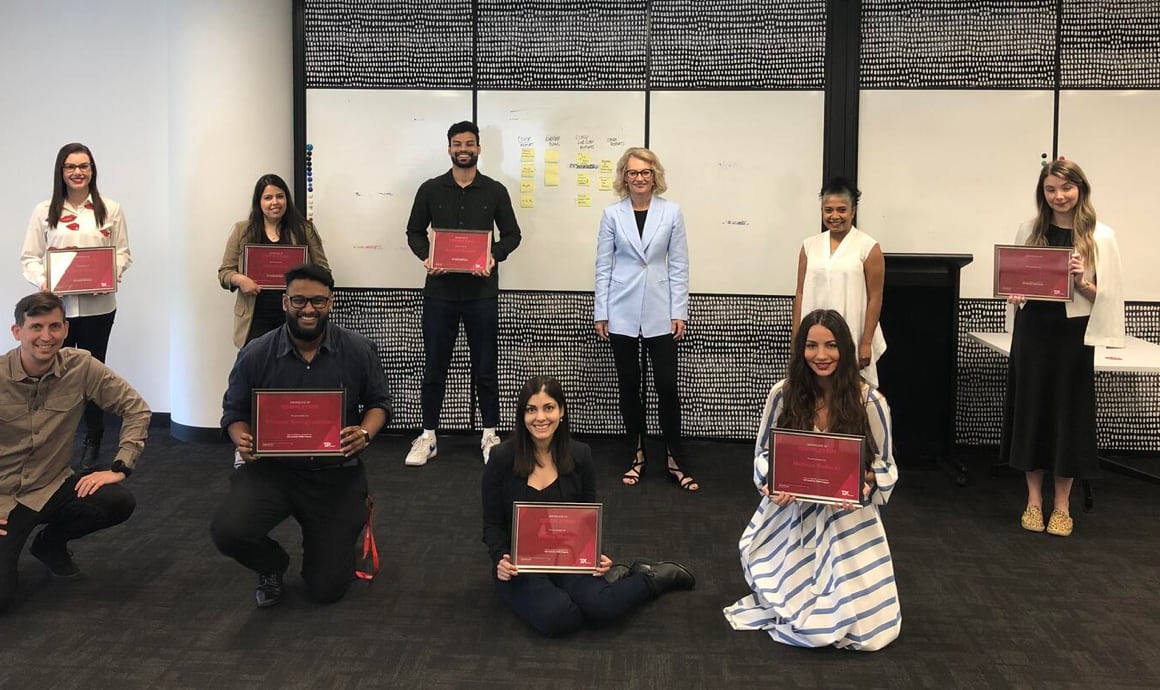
left=295, top=1, right=1160, bottom=450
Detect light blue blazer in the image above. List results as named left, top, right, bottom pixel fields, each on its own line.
left=594, top=195, right=690, bottom=338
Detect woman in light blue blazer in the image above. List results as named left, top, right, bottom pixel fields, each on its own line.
left=594, top=147, right=698, bottom=491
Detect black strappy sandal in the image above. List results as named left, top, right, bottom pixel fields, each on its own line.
left=666, top=452, right=700, bottom=492
left=622, top=441, right=647, bottom=486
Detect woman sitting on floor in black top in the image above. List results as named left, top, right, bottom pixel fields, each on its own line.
left=482, top=375, right=695, bottom=637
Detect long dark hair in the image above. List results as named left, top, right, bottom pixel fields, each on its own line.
left=510, top=375, right=575, bottom=478
left=779, top=309, right=871, bottom=439
left=48, top=143, right=107, bottom=228
left=246, top=173, right=308, bottom=245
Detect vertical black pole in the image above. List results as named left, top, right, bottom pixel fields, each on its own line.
left=821, top=0, right=861, bottom=192
left=292, top=0, right=307, bottom=210
left=643, top=0, right=652, bottom=147
left=472, top=0, right=480, bottom=122
left=1052, top=0, right=1062, bottom=159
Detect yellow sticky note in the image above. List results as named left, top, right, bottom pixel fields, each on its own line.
left=521, top=163, right=535, bottom=178
left=598, top=176, right=613, bottom=191
left=576, top=153, right=591, bottom=165
left=544, top=166, right=559, bottom=187
left=577, top=193, right=592, bottom=207
left=520, top=195, right=535, bottom=209
left=520, top=147, right=535, bottom=162
left=577, top=173, right=591, bottom=187
left=545, top=149, right=560, bottom=163
left=599, top=160, right=613, bottom=173
left=520, top=180, right=534, bottom=194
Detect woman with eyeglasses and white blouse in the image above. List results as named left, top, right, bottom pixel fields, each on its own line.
left=21, top=143, right=132, bottom=473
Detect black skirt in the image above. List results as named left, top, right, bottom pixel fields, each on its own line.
left=999, top=300, right=1097, bottom=479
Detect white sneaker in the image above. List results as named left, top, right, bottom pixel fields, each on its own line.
left=405, top=432, right=437, bottom=467
left=481, top=431, right=500, bottom=464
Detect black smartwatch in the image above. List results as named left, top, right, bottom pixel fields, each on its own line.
left=110, top=460, right=133, bottom=477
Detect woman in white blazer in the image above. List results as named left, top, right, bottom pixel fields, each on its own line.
left=1001, top=158, right=1125, bottom=537
left=594, top=147, right=697, bottom=491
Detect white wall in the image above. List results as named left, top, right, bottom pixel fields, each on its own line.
left=167, top=0, right=293, bottom=429
left=0, top=0, right=171, bottom=412
left=0, top=0, right=292, bottom=427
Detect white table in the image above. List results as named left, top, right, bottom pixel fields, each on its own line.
left=968, top=332, right=1160, bottom=373
left=967, top=331, right=1160, bottom=501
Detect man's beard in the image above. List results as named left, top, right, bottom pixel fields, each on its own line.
left=451, top=152, right=478, bottom=169
left=286, top=312, right=328, bottom=340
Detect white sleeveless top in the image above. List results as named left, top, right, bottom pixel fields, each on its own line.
left=800, top=226, right=886, bottom=387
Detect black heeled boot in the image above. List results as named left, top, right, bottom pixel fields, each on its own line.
left=79, top=437, right=101, bottom=474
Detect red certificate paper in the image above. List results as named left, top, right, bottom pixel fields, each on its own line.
left=429, top=229, right=491, bottom=273
left=243, top=244, right=309, bottom=289
left=45, top=247, right=116, bottom=295
left=768, top=429, right=868, bottom=506
left=994, top=245, right=1074, bottom=302
left=512, top=502, right=602, bottom=573
left=252, top=389, right=345, bottom=457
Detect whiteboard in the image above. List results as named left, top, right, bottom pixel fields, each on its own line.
left=476, top=91, right=646, bottom=290
left=650, top=90, right=825, bottom=295
left=305, top=89, right=472, bottom=287
left=858, top=90, right=1054, bottom=298
left=1059, top=90, right=1160, bottom=300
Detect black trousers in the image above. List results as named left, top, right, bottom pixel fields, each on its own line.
left=209, top=461, right=368, bottom=604
left=420, top=296, right=499, bottom=429
left=609, top=333, right=684, bottom=458
left=63, top=310, right=116, bottom=444
left=494, top=570, right=654, bottom=637
left=0, top=476, right=136, bottom=612
left=245, top=292, right=285, bottom=345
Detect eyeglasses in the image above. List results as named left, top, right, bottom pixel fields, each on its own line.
left=287, top=295, right=332, bottom=309
left=62, top=164, right=92, bottom=173
left=624, top=169, right=654, bottom=179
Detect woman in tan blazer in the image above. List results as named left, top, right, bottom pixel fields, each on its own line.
left=218, top=173, right=329, bottom=347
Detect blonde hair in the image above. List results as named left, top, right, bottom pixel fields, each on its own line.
left=1028, top=159, right=1096, bottom=268
left=612, top=147, right=668, bottom=198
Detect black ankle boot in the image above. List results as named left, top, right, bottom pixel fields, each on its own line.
left=79, top=440, right=101, bottom=474
left=631, top=559, right=695, bottom=596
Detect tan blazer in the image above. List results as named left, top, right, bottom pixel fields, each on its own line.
left=217, top=220, right=330, bottom=348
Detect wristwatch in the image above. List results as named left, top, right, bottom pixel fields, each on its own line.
left=110, top=459, right=133, bottom=477
left=359, top=428, right=372, bottom=445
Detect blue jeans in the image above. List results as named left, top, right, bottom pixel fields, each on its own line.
left=421, top=296, right=499, bottom=429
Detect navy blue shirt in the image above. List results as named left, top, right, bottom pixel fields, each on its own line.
left=221, top=322, right=392, bottom=467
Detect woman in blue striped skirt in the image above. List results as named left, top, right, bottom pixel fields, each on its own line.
left=724, top=309, right=901, bottom=651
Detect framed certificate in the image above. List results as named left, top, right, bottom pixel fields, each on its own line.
left=994, top=245, right=1074, bottom=302
left=45, top=247, right=117, bottom=295
left=242, top=244, right=309, bottom=289
left=252, top=388, right=345, bottom=457
left=768, top=429, right=869, bottom=506
left=429, top=229, right=491, bottom=273
left=512, top=502, right=602, bottom=573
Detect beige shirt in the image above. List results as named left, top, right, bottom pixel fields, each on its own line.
left=0, top=347, right=150, bottom=516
